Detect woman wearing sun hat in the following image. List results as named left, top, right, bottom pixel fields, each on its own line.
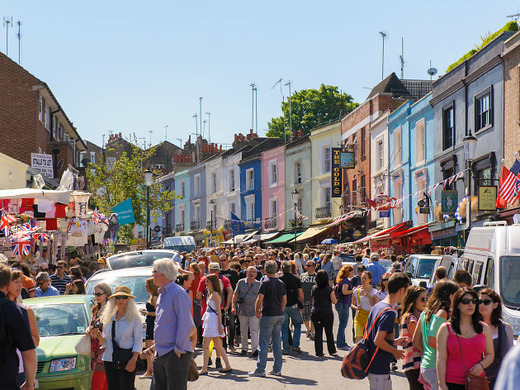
left=91, top=286, right=143, bottom=390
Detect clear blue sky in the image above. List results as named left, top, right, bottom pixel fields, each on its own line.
left=4, top=1, right=520, bottom=149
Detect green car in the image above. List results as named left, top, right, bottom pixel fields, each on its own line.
left=25, top=295, right=94, bottom=390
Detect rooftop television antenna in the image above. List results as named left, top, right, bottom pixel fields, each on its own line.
left=16, top=20, right=21, bottom=65
left=272, top=78, right=286, bottom=142
left=3, top=17, right=13, bottom=56
left=427, top=60, right=438, bottom=81
left=379, top=31, right=387, bottom=80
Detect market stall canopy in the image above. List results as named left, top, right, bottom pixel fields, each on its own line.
left=222, top=230, right=258, bottom=244
left=266, top=232, right=303, bottom=244
left=352, top=222, right=410, bottom=244
left=293, top=226, right=331, bottom=242
left=253, top=232, right=280, bottom=241
left=0, top=188, right=72, bottom=204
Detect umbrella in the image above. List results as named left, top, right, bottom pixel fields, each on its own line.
left=321, top=238, right=338, bottom=245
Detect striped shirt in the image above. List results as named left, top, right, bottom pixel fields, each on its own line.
left=50, top=273, right=71, bottom=295
left=400, top=313, right=422, bottom=371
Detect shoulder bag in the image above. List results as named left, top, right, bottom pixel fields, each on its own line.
left=111, top=320, right=134, bottom=370
left=456, top=332, right=490, bottom=390
left=341, top=307, right=394, bottom=380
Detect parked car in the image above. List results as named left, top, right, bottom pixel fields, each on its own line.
left=85, top=267, right=151, bottom=339
left=162, top=236, right=196, bottom=252
left=403, top=254, right=441, bottom=288
left=340, top=252, right=355, bottom=266
left=25, top=295, right=93, bottom=390
left=106, top=249, right=180, bottom=270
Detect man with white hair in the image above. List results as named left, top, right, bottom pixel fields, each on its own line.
left=152, top=258, right=194, bottom=390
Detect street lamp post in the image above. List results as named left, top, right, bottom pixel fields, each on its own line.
left=209, top=199, right=215, bottom=247
left=291, top=189, right=299, bottom=248
left=144, top=169, right=153, bottom=249
left=463, top=130, right=477, bottom=235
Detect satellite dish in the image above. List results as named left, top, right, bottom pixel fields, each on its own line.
left=427, top=67, right=438, bottom=76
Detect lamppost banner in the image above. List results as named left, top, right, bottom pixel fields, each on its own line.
left=112, top=198, right=136, bottom=225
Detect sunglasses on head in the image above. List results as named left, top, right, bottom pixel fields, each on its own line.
left=461, top=298, right=478, bottom=305
left=94, top=292, right=105, bottom=297
left=479, top=298, right=493, bottom=306
left=115, top=296, right=129, bottom=300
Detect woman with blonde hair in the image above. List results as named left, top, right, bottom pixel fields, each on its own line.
left=351, top=271, right=378, bottom=343
left=139, top=278, right=159, bottom=379
left=92, top=286, right=143, bottom=390
left=199, top=274, right=232, bottom=374
left=335, top=264, right=354, bottom=350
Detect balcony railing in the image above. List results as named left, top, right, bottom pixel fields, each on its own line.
left=244, top=221, right=261, bottom=230
left=264, top=217, right=277, bottom=230
left=289, top=219, right=303, bottom=228
left=190, top=221, right=201, bottom=231
left=223, top=220, right=233, bottom=230
left=175, top=223, right=185, bottom=232
left=206, top=221, right=216, bottom=231
left=315, top=206, right=331, bottom=219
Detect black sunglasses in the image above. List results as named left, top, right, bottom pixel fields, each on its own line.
left=94, top=292, right=105, bottom=297
left=382, top=279, right=389, bottom=282
left=420, top=297, right=427, bottom=302
left=479, top=299, right=493, bottom=306
left=115, top=296, right=129, bottom=300
left=461, top=298, right=478, bottom=305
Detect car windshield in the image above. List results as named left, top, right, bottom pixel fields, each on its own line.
left=86, top=275, right=150, bottom=303
left=500, top=256, right=520, bottom=309
left=31, top=303, right=88, bottom=337
left=108, top=251, right=175, bottom=270
left=416, top=259, right=437, bottom=279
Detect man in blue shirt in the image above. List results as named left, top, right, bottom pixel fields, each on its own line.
left=152, top=258, right=194, bottom=390
left=35, top=272, right=59, bottom=297
left=366, top=253, right=386, bottom=287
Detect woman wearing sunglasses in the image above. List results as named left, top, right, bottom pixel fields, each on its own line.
left=436, top=288, right=494, bottom=390
left=400, top=285, right=427, bottom=390
left=92, top=286, right=143, bottom=390
left=88, top=283, right=112, bottom=390
left=478, top=288, right=514, bottom=389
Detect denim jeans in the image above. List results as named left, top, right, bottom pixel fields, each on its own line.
left=256, top=315, right=284, bottom=374
left=335, top=302, right=350, bottom=348
left=281, top=305, right=303, bottom=351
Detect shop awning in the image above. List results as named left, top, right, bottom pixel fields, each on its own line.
left=0, top=188, right=72, bottom=204
left=253, top=232, right=280, bottom=241
left=389, top=224, right=429, bottom=238
left=294, top=226, right=331, bottom=242
left=265, top=232, right=303, bottom=243
left=370, top=222, right=411, bottom=241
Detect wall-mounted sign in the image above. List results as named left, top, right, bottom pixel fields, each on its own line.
left=478, top=186, right=497, bottom=211
left=331, top=148, right=342, bottom=198
left=340, top=151, right=355, bottom=169
left=441, top=190, right=458, bottom=214
left=31, top=153, right=53, bottom=178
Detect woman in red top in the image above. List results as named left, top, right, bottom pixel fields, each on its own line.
left=436, top=288, right=494, bottom=390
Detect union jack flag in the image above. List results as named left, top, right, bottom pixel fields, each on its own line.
left=92, top=209, right=109, bottom=225
left=34, top=233, right=49, bottom=243
left=11, top=235, right=32, bottom=258
left=0, top=209, right=10, bottom=237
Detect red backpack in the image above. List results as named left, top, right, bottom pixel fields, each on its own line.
left=340, top=307, right=394, bottom=380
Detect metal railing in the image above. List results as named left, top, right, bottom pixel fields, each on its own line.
left=264, top=217, right=277, bottom=230
left=190, top=221, right=201, bottom=230
left=175, top=223, right=185, bottom=232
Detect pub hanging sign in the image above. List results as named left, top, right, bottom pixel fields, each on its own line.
left=331, top=148, right=342, bottom=198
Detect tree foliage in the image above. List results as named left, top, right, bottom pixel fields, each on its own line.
left=266, top=84, right=358, bottom=139
left=86, top=141, right=177, bottom=244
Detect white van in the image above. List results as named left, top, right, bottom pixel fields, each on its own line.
left=461, top=221, right=520, bottom=338
left=162, top=236, right=196, bottom=252
left=403, top=254, right=441, bottom=288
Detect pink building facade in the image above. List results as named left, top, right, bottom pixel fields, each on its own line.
left=261, top=145, right=286, bottom=232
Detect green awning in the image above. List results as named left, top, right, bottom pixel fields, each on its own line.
left=265, top=232, right=303, bottom=243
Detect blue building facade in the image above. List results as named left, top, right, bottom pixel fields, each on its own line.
left=239, top=156, right=262, bottom=229
left=389, top=93, right=435, bottom=227
left=189, top=164, right=206, bottom=233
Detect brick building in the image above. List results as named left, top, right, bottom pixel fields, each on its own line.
left=340, top=73, right=413, bottom=237
left=0, top=52, right=86, bottom=181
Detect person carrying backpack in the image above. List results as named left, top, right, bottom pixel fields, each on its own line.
left=364, top=272, right=410, bottom=389
left=0, top=263, right=37, bottom=390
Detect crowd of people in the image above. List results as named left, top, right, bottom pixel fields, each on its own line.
left=1, top=245, right=520, bottom=390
